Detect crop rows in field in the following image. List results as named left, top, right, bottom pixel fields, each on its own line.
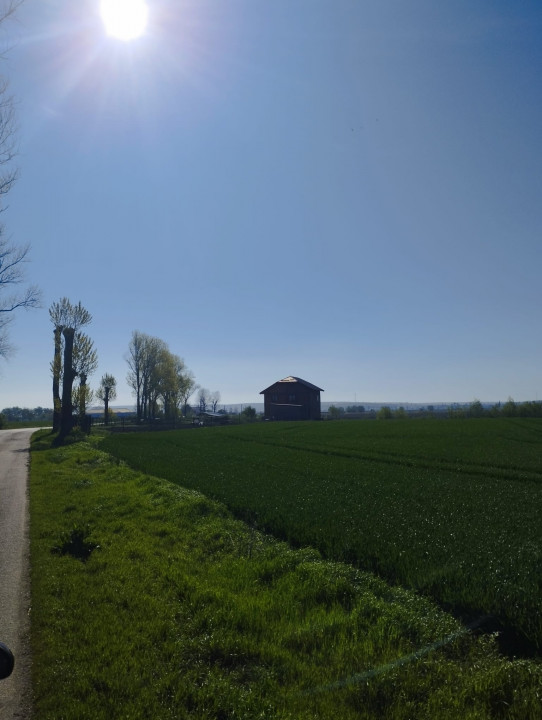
left=103, top=418, right=542, bottom=653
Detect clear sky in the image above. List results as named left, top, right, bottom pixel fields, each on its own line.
left=1, top=0, right=541, bottom=409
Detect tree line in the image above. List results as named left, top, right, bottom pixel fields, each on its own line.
left=375, top=399, right=542, bottom=420
left=48, top=301, right=205, bottom=437
left=448, top=398, right=542, bottom=419
left=126, top=330, right=197, bottom=422
left=327, top=399, right=542, bottom=421
left=1, top=406, right=53, bottom=422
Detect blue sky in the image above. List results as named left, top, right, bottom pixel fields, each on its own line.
left=1, top=0, right=541, bottom=408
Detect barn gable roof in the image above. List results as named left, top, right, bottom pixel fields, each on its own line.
left=260, top=376, right=324, bottom=394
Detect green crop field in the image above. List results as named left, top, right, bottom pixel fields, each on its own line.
left=103, top=417, right=542, bottom=654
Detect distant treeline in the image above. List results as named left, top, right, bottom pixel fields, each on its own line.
left=328, top=398, right=542, bottom=420
left=1, top=406, right=54, bottom=422
left=448, top=398, right=542, bottom=419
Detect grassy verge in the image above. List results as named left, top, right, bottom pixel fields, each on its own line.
left=30, top=432, right=542, bottom=719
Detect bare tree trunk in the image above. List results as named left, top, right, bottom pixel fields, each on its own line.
left=79, top=372, right=87, bottom=420
left=52, top=327, right=62, bottom=432
left=136, top=392, right=141, bottom=422
left=60, top=328, right=76, bottom=436
left=104, top=388, right=109, bottom=425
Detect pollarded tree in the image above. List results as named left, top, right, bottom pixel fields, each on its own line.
left=72, top=332, right=98, bottom=420
left=72, top=383, right=93, bottom=430
left=49, top=298, right=69, bottom=431
left=96, top=373, right=117, bottom=425
left=61, top=304, right=92, bottom=436
left=49, top=298, right=92, bottom=436
left=50, top=330, right=98, bottom=428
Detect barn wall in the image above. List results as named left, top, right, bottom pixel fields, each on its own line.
left=262, top=383, right=321, bottom=420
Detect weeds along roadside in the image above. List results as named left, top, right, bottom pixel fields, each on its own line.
left=29, top=431, right=542, bottom=720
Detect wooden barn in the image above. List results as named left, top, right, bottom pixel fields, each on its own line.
left=260, top=376, right=323, bottom=421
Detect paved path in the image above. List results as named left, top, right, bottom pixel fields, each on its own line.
left=0, top=429, right=35, bottom=719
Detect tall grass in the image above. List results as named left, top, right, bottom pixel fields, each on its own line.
left=103, top=418, right=542, bottom=652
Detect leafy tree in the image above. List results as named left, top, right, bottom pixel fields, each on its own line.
left=72, top=332, right=98, bottom=420
left=126, top=331, right=196, bottom=422
left=143, top=336, right=167, bottom=420
left=241, top=406, right=256, bottom=422
left=49, top=298, right=93, bottom=436
left=156, top=349, right=191, bottom=422
left=468, top=399, right=485, bottom=418
left=1, top=406, right=53, bottom=422
left=488, top=402, right=501, bottom=418
left=519, top=401, right=542, bottom=417
left=448, top=404, right=466, bottom=419
left=328, top=405, right=344, bottom=419
left=96, top=373, right=117, bottom=425
left=156, top=348, right=178, bottom=421
left=502, top=397, right=517, bottom=417
left=377, top=406, right=392, bottom=420
left=126, top=330, right=146, bottom=421
left=126, top=331, right=157, bottom=421
left=72, top=383, right=93, bottom=425
left=0, top=3, right=41, bottom=361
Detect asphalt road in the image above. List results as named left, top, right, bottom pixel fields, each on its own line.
left=0, top=429, right=34, bottom=719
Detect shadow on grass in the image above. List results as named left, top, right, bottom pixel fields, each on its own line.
left=52, top=525, right=100, bottom=563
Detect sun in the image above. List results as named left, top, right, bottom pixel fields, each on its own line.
left=100, top=0, right=149, bottom=41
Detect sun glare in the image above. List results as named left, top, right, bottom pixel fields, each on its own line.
left=100, top=0, right=149, bottom=41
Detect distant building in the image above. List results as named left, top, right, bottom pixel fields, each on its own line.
left=260, top=376, right=323, bottom=421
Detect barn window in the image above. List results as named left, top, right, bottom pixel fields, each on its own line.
left=272, top=393, right=278, bottom=402
left=288, top=393, right=296, bottom=402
